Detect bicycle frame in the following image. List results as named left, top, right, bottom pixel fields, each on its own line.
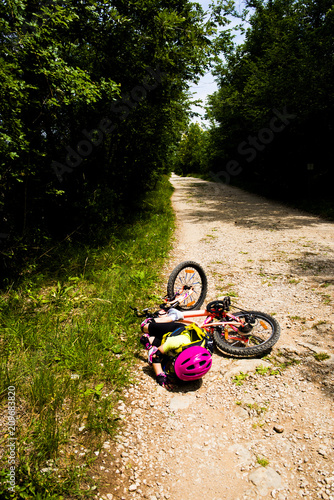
left=134, top=282, right=274, bottom=351
left=181, top=308, right=251, bottom=343
left=162, top=287, right=197, bottom=308
left=139, top=261, right=280, bottom=357
left=162, top=288, right=251, bottom=340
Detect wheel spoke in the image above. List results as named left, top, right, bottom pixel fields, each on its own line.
left=213, top=310, right=280, bottom=357
left=167, top=261, right=207, bottom=311
left=173, top=268, right=203, bottom=308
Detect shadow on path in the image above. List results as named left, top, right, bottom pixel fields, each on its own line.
left=175, top=178, right=333, bottom=232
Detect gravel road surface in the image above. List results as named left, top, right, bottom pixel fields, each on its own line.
left=96, top=174, right=334, bottom=500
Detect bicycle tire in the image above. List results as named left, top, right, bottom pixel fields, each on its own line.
left=167, top=261, right=207, bottom=311
left=213, top=311, right=280, bottom=357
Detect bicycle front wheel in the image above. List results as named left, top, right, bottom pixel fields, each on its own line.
left=167, top=261, right=207, bottom=311
left=213, top=311, right=280, bottom=357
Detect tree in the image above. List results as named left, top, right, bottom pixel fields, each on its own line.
left=172, top=122, right=209, bottom=176
left=206, top=0, right=334, bottom=198
left=0, top=0, right=236, bottom=280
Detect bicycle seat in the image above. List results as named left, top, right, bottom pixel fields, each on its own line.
left=206, top=298, right=231, bottom=314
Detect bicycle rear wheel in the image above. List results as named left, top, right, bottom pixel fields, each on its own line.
left=167, top=261, right=207, bottom=311
left=213, top=311, right=280, bottom=357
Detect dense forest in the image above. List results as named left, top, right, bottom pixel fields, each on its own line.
left=0, top=0, right=235, bottom=283
left=173, top=0, right=334, bottom=214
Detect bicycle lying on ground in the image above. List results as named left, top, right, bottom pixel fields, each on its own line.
left=133, top=261, right=281, bottom=358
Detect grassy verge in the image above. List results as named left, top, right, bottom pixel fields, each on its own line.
left=0, top=176, right=175, bottom=499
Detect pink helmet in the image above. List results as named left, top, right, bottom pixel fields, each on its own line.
left=174, top=346, right=212, bottom=381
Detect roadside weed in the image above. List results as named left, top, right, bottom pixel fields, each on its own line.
left=246, top=402, right=269, bottom=415
left=289, top=315, right=306, bottom=322
left=313, top=352, right=330, bottom=361
left=321, top=294, right=331, bottom=305
left=232, top=372, right=248, bottom=385
left=257, top=456, right=269, bottom=467
left=255, top=365, right=280, bottom=376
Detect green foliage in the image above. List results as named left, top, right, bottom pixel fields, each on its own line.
left=0, top=0, right=236, bottom=283
left=313, top=352, right=330, bottom=361
left=255, top=364, right=280, bottom=376
left=257, top=456, right=269, bottom=467
left=171, top=122, right=209, bottom=176
left=232, top=371, right=249, bottom=385
left=247, top=401, right=269, bottom=417
left=0, top=176, right=174, bottom=498
left=206, top=0, right=334, bottom=206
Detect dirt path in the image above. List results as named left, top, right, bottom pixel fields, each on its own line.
left=98, top=175, right=334, bottom=500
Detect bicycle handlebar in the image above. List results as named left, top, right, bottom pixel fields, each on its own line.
left=130, top=306, right=165, bottom=318
left=129, top=306, right=148, bottom=317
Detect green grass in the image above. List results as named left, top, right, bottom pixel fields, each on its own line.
left=313, top=352, right=331, bottom=361
left=321, top=293, right=331, bottom=305
left=262, top=352, right=301, bottom=372
left=232, top=372, right=249, bottom=385
left=0, top=176, right=175, bottom=499
left=224, top=290, right=238, bottom=297
left=257, top=456, right=269, bottom=467
left=247, top=402, right=268, bottom=415
left=255, top=365, right=279, bottom=376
